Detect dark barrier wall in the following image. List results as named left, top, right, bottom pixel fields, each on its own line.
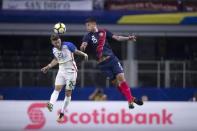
left=0, top=10, right=197, bottom=25
left=0, top=10, right=157, bottom=24
left=0, top=87, right=197, bottom=101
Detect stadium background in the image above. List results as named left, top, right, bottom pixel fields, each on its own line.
left=0, top=0, right=197, bottom=131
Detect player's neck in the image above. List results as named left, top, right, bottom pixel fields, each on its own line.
left=93, top=27, right=98, bottom=32
left=56, top=45, right=62, bottom=50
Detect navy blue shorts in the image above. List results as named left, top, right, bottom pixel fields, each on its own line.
left=97, top=56, right=124, bottom=80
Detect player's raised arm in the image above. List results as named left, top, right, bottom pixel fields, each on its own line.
left=74, top=49, right=88, bottom=61
left=105, top=29, right=136, bottom=42
left=66, top=42, right=88, bottom=61
left=112, top=34, right=136, bottom=42
left=81, top=32, right=90, bottom=51
left=80, top=42, right=88, bottom=51
left=41, top=58, right=58, bottom=73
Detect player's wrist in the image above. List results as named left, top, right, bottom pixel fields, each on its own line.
left=81, top=52, right=86, bottom=56
left=48, top=64, right=52, bottom=69
left=128, top=36, right=132, bottom=40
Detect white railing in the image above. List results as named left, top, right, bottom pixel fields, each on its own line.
left=0, top=60, right=197, bottom=88
left=136, top=61, right=197, bottom=88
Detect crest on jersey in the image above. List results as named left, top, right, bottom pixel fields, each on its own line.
left=99, top=32, right=104, bottom=37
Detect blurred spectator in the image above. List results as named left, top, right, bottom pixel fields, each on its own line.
left=141, top=95, right=149, bottom=101
left=93, top=0, right=104, bottom=10
left=89, top=88, right=107, bottom=101
left=0, top=94, right=4, bottom=100
left=105, top=0, right=197, bottom=12
left=177, top=0, right=184, bottom=11
left=189, top=92, right=197, bottom=102
left=191, top=97, right=196, bottom=102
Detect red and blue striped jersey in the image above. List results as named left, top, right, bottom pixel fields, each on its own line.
left=82, top=29, right=115, bottom=60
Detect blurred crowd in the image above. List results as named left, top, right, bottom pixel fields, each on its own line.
left=93, top=0, right=197, bottom=12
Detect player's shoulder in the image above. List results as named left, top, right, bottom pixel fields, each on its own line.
left=101, top=28, right=113, bottom=37
left=83, top=32, right=92, bottom=37
left=62, top=41, right=74, bottom=47
left=99, top=28, right=109, bottom=32
left=52, top=47, right=58, bottom=53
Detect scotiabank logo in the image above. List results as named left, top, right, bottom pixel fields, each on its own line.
left=25, top=103, right=173, bottom=130
left=58, top=108, right=173, bottom=125
left=25, top=103, right=46, bottom=130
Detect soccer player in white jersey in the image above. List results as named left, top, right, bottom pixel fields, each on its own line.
left=41, top=34, right=88, bottom=122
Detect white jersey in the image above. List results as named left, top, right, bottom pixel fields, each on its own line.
left=52, top=42, right=78, bottom=72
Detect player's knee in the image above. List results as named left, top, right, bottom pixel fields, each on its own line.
left=66, top=90, right=72, bottom=97
left=116, top=73, right=126, bottom=82
left=55, top=85, right=62, bottom=91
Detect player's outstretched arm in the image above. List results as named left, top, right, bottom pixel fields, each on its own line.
left=112, top=34, right=136, bottom=42
left=80, top=42, right=88, bottom=51
left=74, top=50, right=88, bottom=61
left=41, top=58, right=58, bottom=73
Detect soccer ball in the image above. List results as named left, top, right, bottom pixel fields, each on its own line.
left=54, top=22, right=66, bottom=34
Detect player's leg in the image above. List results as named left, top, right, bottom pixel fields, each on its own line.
left=47, top=85, right=63, bottom=112
left=112, top=57, right=143, bottom=109
left=98, top=58, right=126, bottom=96
left=57, top=89, right=72, bottom=122
left=115, top=73, right=135, bottom=109
left=111, top=58, right=134, bottom=104
left=116, top=74, right=143, bottom=109
left=57, top=71, right=77, bottom=122
left=47, top=72, right=65, bottom=112
left=98, top=58, right=143, bottom=109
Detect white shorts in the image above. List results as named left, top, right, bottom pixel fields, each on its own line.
left=55, top=70, right=77, bottom=90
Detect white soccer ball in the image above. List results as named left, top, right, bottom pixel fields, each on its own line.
left=53, top=22, right=66, bottom=34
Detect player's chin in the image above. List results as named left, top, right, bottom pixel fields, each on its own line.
left=55, top=44, right=61, bottom=48
left=87, top=29, right=91, bottom=32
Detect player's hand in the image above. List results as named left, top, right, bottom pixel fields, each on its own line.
left=84, top=53, right=88, bottom=61
left=41, top=66, right=50, bottom=73
left=128, top=34, right=136, bottom=42
left=80, top=42, right=87, bottom=51
left=80, top=45, right=85, bottom=51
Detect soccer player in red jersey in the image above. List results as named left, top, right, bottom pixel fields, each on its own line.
left=80, top=18, right=143, bottom=109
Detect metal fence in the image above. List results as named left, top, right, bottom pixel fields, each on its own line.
left=137, top=61, right=197, bottom=88
left=0, top=60, right=197, bottom=88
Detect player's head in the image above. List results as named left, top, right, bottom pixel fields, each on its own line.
left=50, top=33, right=61, bottom=48
left=85, top=17, right=97, bottom=32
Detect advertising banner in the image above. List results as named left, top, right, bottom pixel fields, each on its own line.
left=0, top=101, right=197, bottom=131
left=2, top=0, right=93, bottom=11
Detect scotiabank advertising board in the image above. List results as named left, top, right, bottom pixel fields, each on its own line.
left=0, top=101, right=197, bottom=131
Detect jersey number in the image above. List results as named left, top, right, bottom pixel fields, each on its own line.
left=91, top=35, right=97, bottom=44
left=68, top=81, right=75, bottom=88
left=118, top=62, right=123, bottom=71
left=57, top=52, right=63, bottom=58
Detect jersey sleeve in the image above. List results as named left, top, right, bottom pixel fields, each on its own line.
left=52, top=48, right=56, bottom=56
left=105, top=30, right=113, bottom=39
left=66, top=42, right=77, bottom=52
left=52, top=48, right=57, bottom=58
left=82, top=34, right=90, bottom=44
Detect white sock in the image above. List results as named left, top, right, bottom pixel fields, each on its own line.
left=61, top=96, right=71, bottom=113
left=49, top=90, right=60, bottom=105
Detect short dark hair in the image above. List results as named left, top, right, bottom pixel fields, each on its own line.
left=50, top=33, right=60, bottom=41
left=85, top=17, right=97, bottom=23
